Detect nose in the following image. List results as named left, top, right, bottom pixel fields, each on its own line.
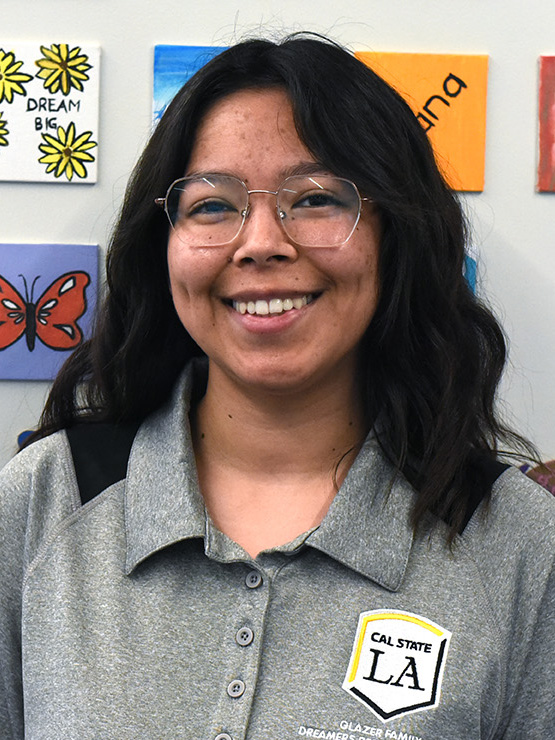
left=231, top=193, right=299, bottom=266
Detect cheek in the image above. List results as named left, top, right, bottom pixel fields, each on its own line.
left=167, top=244, right=202, bottom=327
left=166, top=237, right=180, bottom=291
left=355, top=226, right=381, bottom=301
left=166, top=238, right=228, bottom=326
left=343, top=243, right=381, bottom=331
left=340, top=239, right=380, bottom=297
left=167, top=239, right=203, bottom=301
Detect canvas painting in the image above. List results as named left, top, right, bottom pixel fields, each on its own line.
left=464, top=245, right=477, bottom=293
left=153, top=45, right=225, bottom=124
left=0, top=243, right=98, bottom=380
left=537, top=56, right=555, bottom=192
left=356, top=52, right=489, bottom=192
left=0, top=42, right=100, bottom=183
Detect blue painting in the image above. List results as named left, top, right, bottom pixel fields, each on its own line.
left=153, top=45, right=225, bottom=124
left=463, top=253, right=476, bottom=293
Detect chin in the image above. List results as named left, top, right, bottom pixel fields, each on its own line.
left=239, top=368, right=312, bottom=395
left=229, top=357, right=349, bottom=398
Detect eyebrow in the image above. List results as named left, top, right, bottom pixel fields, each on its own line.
left=279, top=162, right=334, bottom=178
left=185, top=162, right=334, bottom=181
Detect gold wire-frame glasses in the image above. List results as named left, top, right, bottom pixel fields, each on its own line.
left=155, top=173, right=370, bottom=248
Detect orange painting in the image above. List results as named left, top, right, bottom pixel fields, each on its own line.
left=356, top=52, right=489, bottom=192
left=537, top=56, right=555, bottom=192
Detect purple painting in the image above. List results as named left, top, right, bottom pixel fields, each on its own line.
left=0, top=242, right=98, bottom=379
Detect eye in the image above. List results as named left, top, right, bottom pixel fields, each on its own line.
left=184, top=198, right=239, bottom=223
left=293, top=191, right=343, bottom=209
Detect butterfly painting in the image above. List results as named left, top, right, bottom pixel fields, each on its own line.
left=0, top=243, right=98, bottom=380
left=0, top=272, right=90, bottom=352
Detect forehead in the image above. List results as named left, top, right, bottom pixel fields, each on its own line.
left=185, top=87, right=317, bottom=180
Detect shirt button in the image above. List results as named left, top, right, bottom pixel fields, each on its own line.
left=245, top=570, right=262, bottom=589
left=227, top=679, right=245, bottom=698
left=214, top=734, right=232, bottom=740
left=235, top=627, right=254, bottom=646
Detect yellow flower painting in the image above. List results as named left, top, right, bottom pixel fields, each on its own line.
left=0, top=41, right=99, bottom=182
left=35, top=44, right=92, bottom=96
left=0, top=49, right=33, bottom=104
left=38, top=122, right=97, bottom=181
left=0, top=112, right=8, bottom=146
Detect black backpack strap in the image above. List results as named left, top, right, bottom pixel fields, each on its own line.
left=459, top=457, right=510, bottom=532
left=66, top=421, right=141, bottom=505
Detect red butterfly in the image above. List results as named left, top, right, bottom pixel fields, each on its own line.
left=0, top=272, right=90, bottom=352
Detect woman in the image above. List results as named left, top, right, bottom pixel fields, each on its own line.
left=1, top=34, right=553, bottom=739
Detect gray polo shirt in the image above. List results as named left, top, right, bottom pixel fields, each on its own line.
left=1, top=365, right=554, bottom=739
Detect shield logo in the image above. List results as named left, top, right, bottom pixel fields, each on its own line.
left=342, top=610, right=451, bottom=722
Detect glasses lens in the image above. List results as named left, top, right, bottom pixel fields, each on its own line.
left=166, top=175, right=248, bottom=246
left=277, top=175, right=361, bottom=247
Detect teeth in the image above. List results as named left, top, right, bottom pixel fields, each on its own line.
left=232, top=294, right=312, bottom=316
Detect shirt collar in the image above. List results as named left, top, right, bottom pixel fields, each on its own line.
left=124, top=360, right=415, bottom=590
left=124, top=360, right=207, bottom=574
left=305, top=437, right=416, bottom=591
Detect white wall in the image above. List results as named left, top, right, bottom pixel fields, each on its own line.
left=1, top=0, right=554, bottom=466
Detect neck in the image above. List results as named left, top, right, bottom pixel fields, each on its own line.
left=192, top=362, right=367, bottom=480
left=191, top=363, right=368, bottom=557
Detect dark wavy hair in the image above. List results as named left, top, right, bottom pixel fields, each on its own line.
left=28, top=33, right=535, bottom=539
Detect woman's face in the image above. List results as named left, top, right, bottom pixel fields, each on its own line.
left=167, top=87, right=381, bottom=396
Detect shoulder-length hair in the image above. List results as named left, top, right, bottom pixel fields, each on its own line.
left=31, top=33, right=534, bottom=539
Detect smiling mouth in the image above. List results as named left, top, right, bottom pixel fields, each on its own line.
left=230, top=294, right=315, bottom=316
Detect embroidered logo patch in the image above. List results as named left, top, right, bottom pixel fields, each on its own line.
left=342, top=609, right=451, bottom=722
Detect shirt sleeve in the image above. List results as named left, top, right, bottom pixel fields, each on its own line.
left=465, top=470, right=555, bottom=739
left=0, top=456, right=30, bottom=740
left=499, top=561, right=555, bottom=738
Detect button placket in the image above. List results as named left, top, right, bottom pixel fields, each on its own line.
left=210, top=564, right=270, bottom=740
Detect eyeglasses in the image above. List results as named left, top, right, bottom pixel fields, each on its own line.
left=154, top=173, right=369, bottom=248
